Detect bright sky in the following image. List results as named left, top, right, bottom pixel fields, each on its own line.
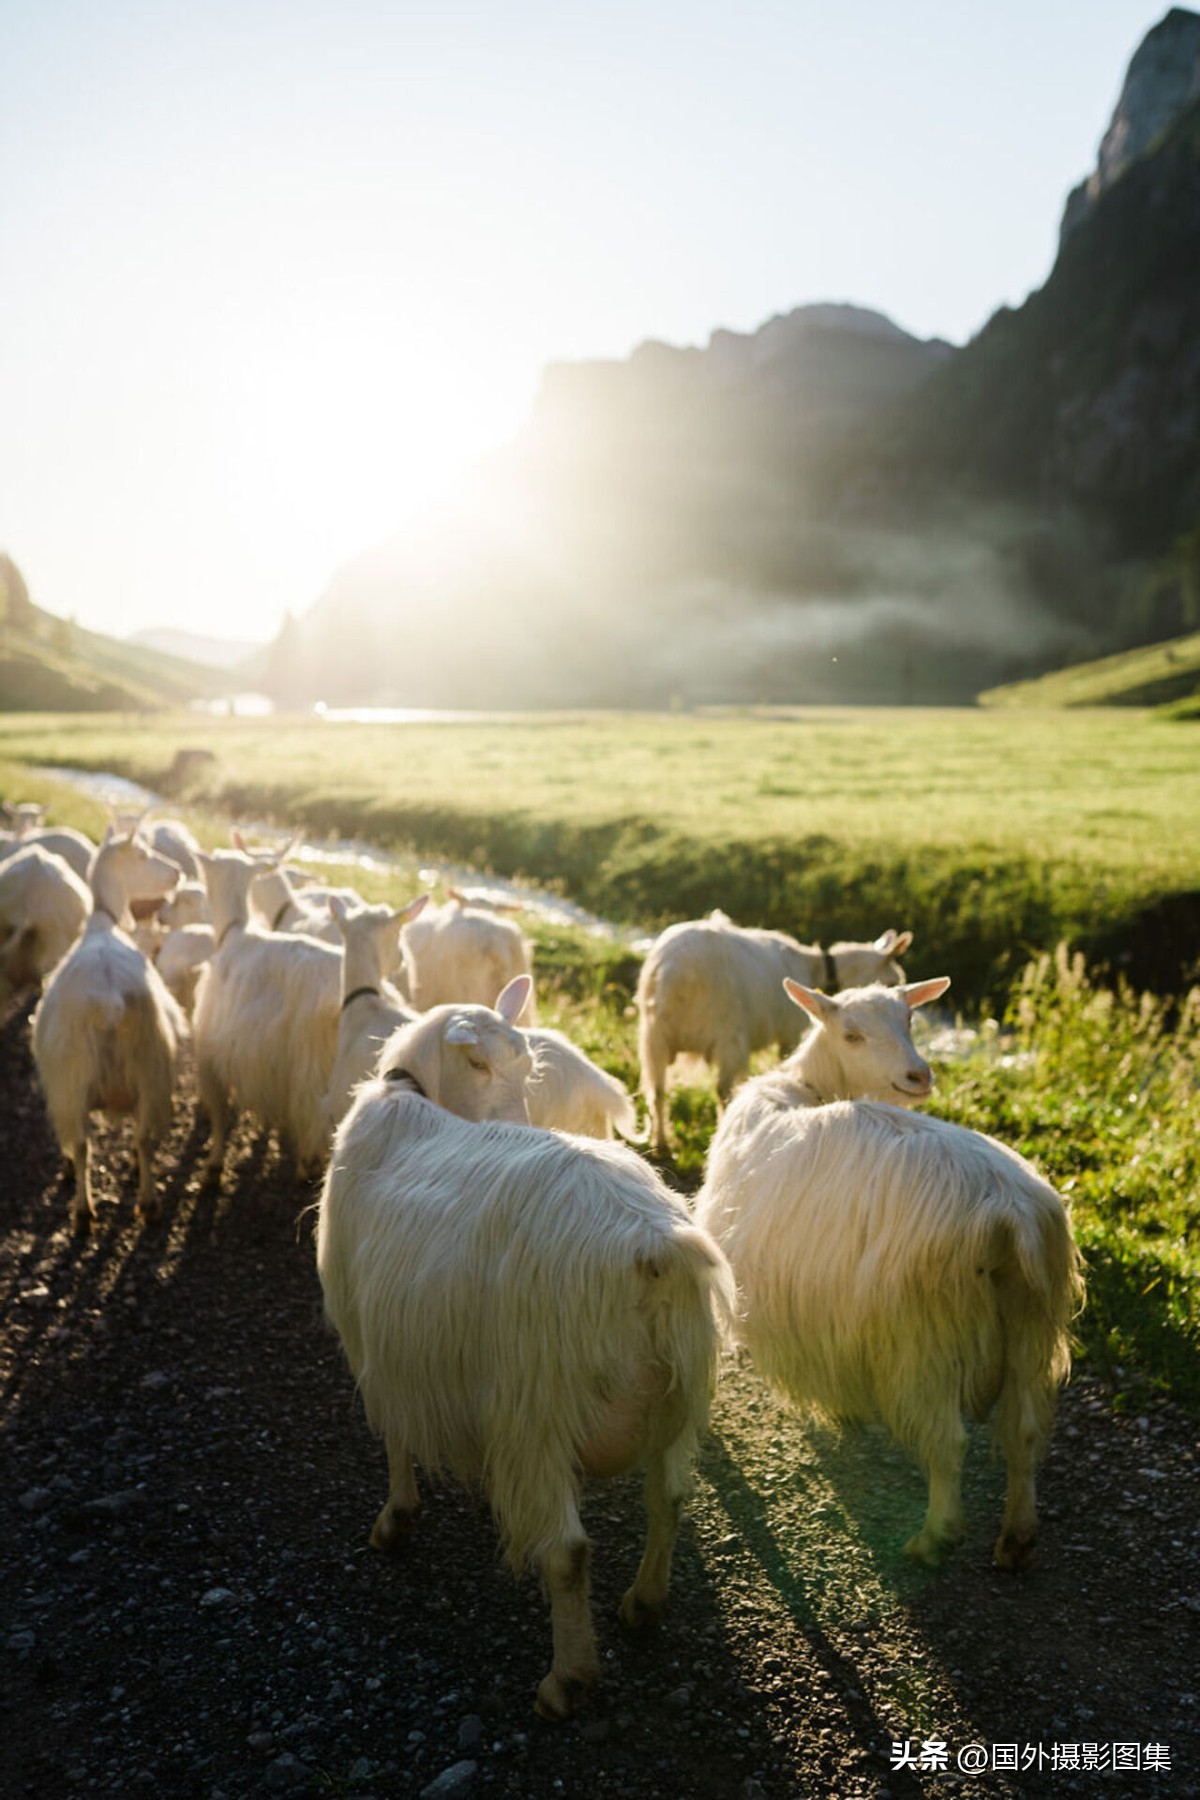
left=0, top=0, right=1176, bottom=647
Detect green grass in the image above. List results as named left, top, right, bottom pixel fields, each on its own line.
left=2, top=706, right=1199, bottom=1007
left=979, top=629, right=1200, bottom=709
left=930, top=946, right=1200, bottom=1410
left=2, top=722, right=1198, bottom=1410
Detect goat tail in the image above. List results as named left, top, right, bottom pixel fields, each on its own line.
left=988, top=1179, right=1085, bottom=1467
left=610, top=1087, right=647, bottom=1143
left=79, top=989, right=127, bottom=1034
left=640, top=1221, right=736, bottom=1419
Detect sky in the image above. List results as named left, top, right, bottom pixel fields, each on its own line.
left=0, top=0, right=1179, bottom=648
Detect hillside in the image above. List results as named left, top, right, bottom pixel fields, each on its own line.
left=0, top=558, right=228, bottom=711
left=979, top=628, right=1200, bottom=709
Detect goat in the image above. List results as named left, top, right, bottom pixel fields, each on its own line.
left=402, top=896, right=536, bottom=1023
left=31, top=826, right=185, bottom=1233
left=524, top=1027, right=642, bottom=1139
left=696, top=977, right=1084, bottom=1569
left=317, top=1022, right=733, bottom=1717
left=0, top=845, right=92, bottom=1003
left=323, top=893, right=428, bottom=1132
left=637, top=912, right=912, bottom=1148
left=0, top=825, right=97, bottom=883
left=192, top=844, right=345, bottom=1175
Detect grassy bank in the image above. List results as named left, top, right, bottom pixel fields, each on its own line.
left=2, top=706, right=1198, bottom=1007
left=2, top=723, right=1197, bottom=1408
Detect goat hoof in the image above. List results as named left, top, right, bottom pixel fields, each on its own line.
left=534, top=1667, right=596, bottom=1721
left=618, top=1586, right=664, bottom=1630
left=137, top=1200, right=161, bottom=1224
left=903, top=1529, right=952, bottom=1566
left=369, top=1504, right=418, bottom=1552
left=71, top=1212, right=92, bottom=1238
left=993, top=1530, right=1037, bottom=1571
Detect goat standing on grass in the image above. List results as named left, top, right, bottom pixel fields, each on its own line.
left=31, top=825, right=186, bottom=1234
left=317, top=992, right=733, bottom=1718
left=696, top=977, right=1084, bottom=1569
left=637, top=912, right=912, bottom=1149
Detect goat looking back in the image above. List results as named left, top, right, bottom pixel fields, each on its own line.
left=697, top=978, right=1084, bottom=1570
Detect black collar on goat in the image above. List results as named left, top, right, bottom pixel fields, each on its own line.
left=341, top=985, right=379, bottom=1012
left=382, top=1067, right=428, bottom=1098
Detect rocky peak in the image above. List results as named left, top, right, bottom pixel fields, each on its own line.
left=1061, top=7, right=1200, bottom=242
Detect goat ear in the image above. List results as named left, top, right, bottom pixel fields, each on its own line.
left=900, top=976, right=951, bottom=1010
left=783, top=978, right=837, bottom=1023
left=873, top=928, right=897, bottom=953
left=444, top=1015, right=480, bottom=1046
left=232, top=828, right=248, bottom=853
left=888, top=929, right=914, bottom=956
left=328, top=893, right=349, bottom=924
left=395, top=893, right=429, bottom=926
left=494, top=973, right=531, bottom=1023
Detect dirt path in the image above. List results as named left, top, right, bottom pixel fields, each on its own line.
left=2, top=993, right=1198, bottom=1799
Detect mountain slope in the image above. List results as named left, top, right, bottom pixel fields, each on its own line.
left=0, top=559, right=228, bottom=711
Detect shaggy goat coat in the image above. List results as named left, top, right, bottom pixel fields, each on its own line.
left=0, top=845, right=92, bottom=1000
left=401, top=898, right=536, bottom=1022
left=32, top=837, right=187, bottom=1232
left=319, top=1095, right=731, bottom=1568
left=697, top=1001, right=1083, bottom=1567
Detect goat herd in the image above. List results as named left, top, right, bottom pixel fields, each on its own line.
left=0, top=803, right=1085, bottom=1720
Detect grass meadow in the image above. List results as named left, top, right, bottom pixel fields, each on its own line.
left=2, top=704, right=1198, bottom=1410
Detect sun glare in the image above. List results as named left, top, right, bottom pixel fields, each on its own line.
left=207, top=318, right=534, bottom=637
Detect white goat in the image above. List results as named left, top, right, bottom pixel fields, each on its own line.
left=637, top=913, right=912, bottom=1148
left=31, top=826, right=185, bottom=1233
left=697, top=977, right=1084, bottom=1570
left=524, top=1027, right=642, bottom=1139
left=323, top=893, right=428, bottom=1132
left=156, top=923, right=216, bottom=1017
left=192, top=845, right=346, bottom=1175
left=317, top=1012, right=733, bottom=1719
left=0, top=825, right=97, bottom=883
left=114, top=812, right=204, bottom=881
left=402, top=896, right=536, bottom=1023
left=0, top=846, right=92, bottom=1003
left=158, top=880, right=211, bottom=929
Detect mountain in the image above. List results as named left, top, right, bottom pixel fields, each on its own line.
left=1060, top=8, right=1200, bottom=243
left=127, top=627, right=263, bottom=671
left=291, top=305, right=960, bottom=708
left=287, top=10, right=1200, bottom=709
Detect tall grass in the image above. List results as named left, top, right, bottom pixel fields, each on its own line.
left=930, top=946, right=1200, bottom=1408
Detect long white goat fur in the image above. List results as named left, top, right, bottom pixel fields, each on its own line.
left=524, top=1028, right=641, bottom=1139
left=0, top=846, right=91, bottom=998
left=402, top=898, right=536, bottom=1022
left=318, top=1096, right=732, bottom=1572
left=31, top=839, right=187, bottom=1230
left=192, top=906, right=343, bottom=1169
left=697, top=993, right=1083, bottom=1564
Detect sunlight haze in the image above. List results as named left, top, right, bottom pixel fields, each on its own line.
left=0, top=0, right=1174, bottom=648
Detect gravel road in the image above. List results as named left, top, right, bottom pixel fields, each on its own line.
left=2, top=993, right=1198, bottom=1800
